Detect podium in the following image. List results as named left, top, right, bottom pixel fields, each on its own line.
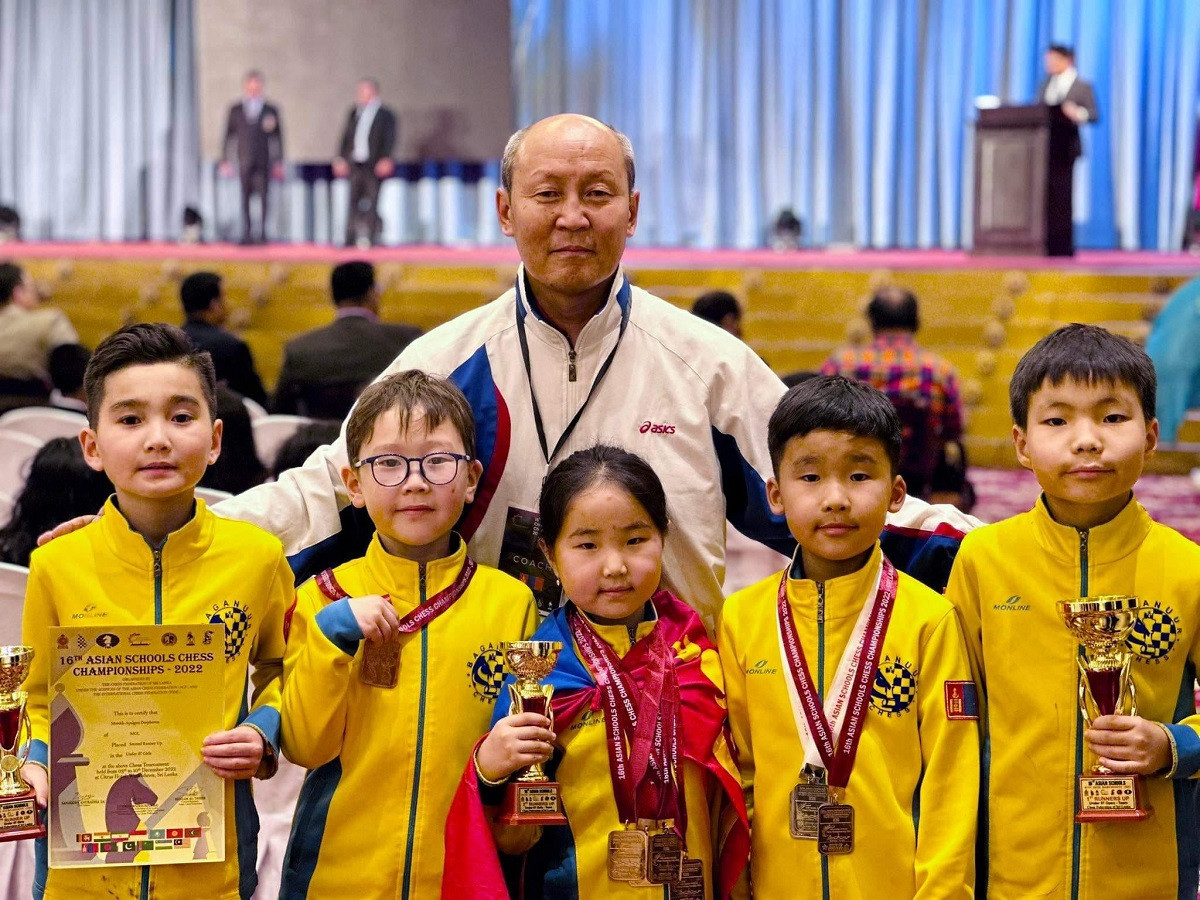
left=972, top=104, right=1077, bottom=256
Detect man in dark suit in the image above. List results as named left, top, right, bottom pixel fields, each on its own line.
left=180, top=271, right=269, bottom=407
left=273, top=261, right=421, bottom=419
left=220, top=70, right=284, bottom=245
left=1038, top=44, right=1099, bottom=255
left=333, top=79, right=397, bottom=248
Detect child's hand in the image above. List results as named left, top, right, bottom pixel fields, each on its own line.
left=202, top=726, right=265, bottom=780
left=476, top=713, right=555, bottom=783
left=348, top=595, right=400, bottom=643
left=20, top=764, right=47, bottom=808
left=1084, top=715, right=1172, bottom=775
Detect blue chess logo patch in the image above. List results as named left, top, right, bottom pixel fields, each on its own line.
left=209, top=600, right=253, bottom=661
left=468, top=643, right=507, bottom=703
left=1126, top=602, right=1181, bottom=664
left=871, top=656, right=918, bottom=717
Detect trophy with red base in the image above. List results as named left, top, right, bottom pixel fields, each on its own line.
left=497, top=641, right=568, bottom=825
left=0, top=646, right=47, bottom=841
left=1058, top=597, right=1152, bottom=823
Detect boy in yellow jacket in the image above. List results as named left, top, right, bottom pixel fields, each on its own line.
left=22, top=323, right=292, bottom=899
left=279, top=370, right=538, bottom=899
left=946, top=324, right=1200, bottom=899
left=720, top=375, right=978, bottom=898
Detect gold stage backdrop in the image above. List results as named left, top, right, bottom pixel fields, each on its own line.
left=195, top=0, right=513, bottom=162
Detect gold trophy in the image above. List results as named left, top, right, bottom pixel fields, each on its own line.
left=0, top=646, right=46, bottom=841
left=497, top=641, right=568, bottom=825
left=1058, top=597, right=1152, bottom=822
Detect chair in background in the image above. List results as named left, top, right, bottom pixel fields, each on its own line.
left=243, top=397, right=269, bottom=421
left=252, top=415, right=312, bottom=471
left=0, top=562, right=25, bottom=643
left=0, top=408, right=88, bottom=443
left=0, top=433, right=44, bottom=499
left=0, top=492, right=12, bottom=529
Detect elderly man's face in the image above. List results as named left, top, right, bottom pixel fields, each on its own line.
left=497, top=117, right=639, bottom=312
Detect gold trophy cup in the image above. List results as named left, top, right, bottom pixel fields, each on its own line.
left=1058, top=597, right=1152, bottom=822
left=0, top=646, right=46, bottom=841
left=497, top=641, right=568, bottom=825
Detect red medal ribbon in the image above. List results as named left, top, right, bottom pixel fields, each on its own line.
left=776, top=559, right=897, bottom=789
left=315, top=557, right=477, bottom=634
left=569, top=600, right=686, bottom=834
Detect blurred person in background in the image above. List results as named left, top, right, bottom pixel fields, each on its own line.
left=270, top=420, right=341, bottom=481
left=691, top=290, right=743, bottom=339
left=332, top=78, right=397, bottom=248
left=0, top=262, right=78, bottom=406
left=180, top=271, right=269, bottom=406
left=47, top=343, right=90, bottom=414
left=199, top=385, right=266, bottom=496
left=219, top=70, right=284, bottom=245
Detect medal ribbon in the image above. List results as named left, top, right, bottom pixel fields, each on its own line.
left=569, top=604, right=686, bottom=833
left=315, top=557, right=477, bottom=634
left=775, top=557, right=897, bottom=789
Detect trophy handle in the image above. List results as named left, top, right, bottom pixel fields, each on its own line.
left=1122, top=671, right=1138, bottom=718
left=507, top=682, right=521, bottom=717
left=1075, top=657, right=1094, bottom=726
left=17, top=709, right=29, bottom=768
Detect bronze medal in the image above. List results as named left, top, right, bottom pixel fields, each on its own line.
left=607, top=827, right=649, bottom=882
left=647, top=827, right=684, bottom=884
left=790, top=780, right=828, bottom=840
left=359, top=639, right=400, bottom=688
left=817, top=802, right=854, bottom=855
left=669, top=856, right=706, bottom=900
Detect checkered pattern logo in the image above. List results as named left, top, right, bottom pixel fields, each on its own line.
left=1126, top=603, right=1181, bottom=663
left=469, top=644, right=506, bottom=703
left=209, top=601, right=252, bottom=661
left=871, top=657, right=918, bottom=717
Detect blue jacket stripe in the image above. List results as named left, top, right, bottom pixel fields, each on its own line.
left=1172, top=663, right=1200, bottom=898
left=280, top=760, right=343, bottom=898
left=450, top=346, right=499, bottom=479
left=710, top=426, right=794, bottom=556
left=287, top=504, right=376, bottom=584
left=235, top=683, right=260, bottom=899
left=314, top=598, right=364, bottom=656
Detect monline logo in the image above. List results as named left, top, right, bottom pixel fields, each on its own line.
left=993, top=595, right=1030, bottom=612
left=746, top=658, right=778, bottom=675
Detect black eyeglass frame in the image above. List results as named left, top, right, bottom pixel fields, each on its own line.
left=353, top=451, right=472, bottom=487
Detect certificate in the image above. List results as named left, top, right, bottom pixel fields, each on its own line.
left=47, top=624, right=225, bottom=869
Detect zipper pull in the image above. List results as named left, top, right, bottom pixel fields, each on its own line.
left=153, top=548, right=162, bottom=580
left=568, top=349, right=577, bottom=383
left=816, top=583, right=825, bottom=625
left=418, top=562, right=427, bottom=602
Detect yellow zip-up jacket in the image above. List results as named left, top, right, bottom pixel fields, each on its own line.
left=279, top=535, right=537, bottom=899
left=22, top=497, right=291, bottom=900
left=946, top=496, right=1200, bottom=900
left=719, top=545, right=979, bottom=899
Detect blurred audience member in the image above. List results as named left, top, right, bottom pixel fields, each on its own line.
left=691, top=290, right=743, bottom=339
left=928, top=440, right=976, bottom=514
left=181, top=206, right=204, bottom=245
left=271, top=420, right=342, bottom=481
left=180, top=271, right=269, bottom=407
left=273, top=261, right=420, bottom=419
left=219, top=70, right=283, bottom=245
left=333, top=78, right=397, bottom=248
left=200, top=385, right=266, bottom=496
left=822, top=286, right=964, bottom=499
left=771, top=207, right=803, bottom=250
left=47, top=343, right=90, bottom=414
left=0, top=437, right=111, bottom=567
left=0, top=263, right=78, bottom=405
left=1146, top=275, right=1200, bottom=441
left=0, top=206, right=20, bottom=243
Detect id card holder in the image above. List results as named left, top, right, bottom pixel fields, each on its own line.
left=498, top=506, right=561, bottom=616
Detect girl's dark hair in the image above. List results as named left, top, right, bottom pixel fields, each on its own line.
left=538, top=445, right=669, bottom=547
left=199, top=385, right=266, bottom=495
left=0, top=438, right=112, bottom=567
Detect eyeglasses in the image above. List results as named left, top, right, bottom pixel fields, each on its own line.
left=354, top=451, right=471, bottom=487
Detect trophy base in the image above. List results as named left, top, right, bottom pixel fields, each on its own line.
left=0, top=790, right=45, bottom=842
left=1076, top=773, right=1152, bottom=823
left=497, top=780, right=568, bottom=826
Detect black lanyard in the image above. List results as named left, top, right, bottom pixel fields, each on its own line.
left=515, top=273, right=632, bottom=465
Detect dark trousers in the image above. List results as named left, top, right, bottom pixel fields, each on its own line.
left=347, top=162, right=383, bottom=246
left=240, top=165, right=269, bottom=242
left=1047, top=156, right=1075, bottom=256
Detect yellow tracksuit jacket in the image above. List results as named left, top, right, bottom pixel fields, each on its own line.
left=22, top=497, right=291, bottom=900
left=719, top=545, right=979, bottom=899
left=279, top=535, right=538, bottom=899
left=946, top=496, right=1200, bottom=900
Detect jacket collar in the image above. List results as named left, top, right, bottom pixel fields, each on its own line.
left=514, top=264, right=632, bottom=350
left=578, top=602, right=659, bottom=660
left=362, top=531, right=468, bottom=612
left=1030, top=493, right=1153, bottom=565
left=97, top=495, right=214, bottom=568
left=785, top=543, right=885, bottom=622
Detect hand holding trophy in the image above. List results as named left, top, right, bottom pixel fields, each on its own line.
left=0, top=646, right=47, bottom=841
left=497, top=641, right=568, bottom=825
left=1058, top=596, right=1152, bottom=823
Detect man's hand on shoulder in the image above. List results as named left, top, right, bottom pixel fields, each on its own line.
left=37, top=513, right=101, bottom=547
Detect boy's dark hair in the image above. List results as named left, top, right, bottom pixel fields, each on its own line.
left=1048, top=43, right=1074, bottom=59
left=768, top=374, right=902, bottom=475
left=48, top=343, right=91, bottom=395
left=538, top=445, right=669, bottom=549
left=84, top=323, right=217, bottom=427
left=180, top=272, right=222, bottom=316
left=1009, top=323, right=1157, bottom=427
left=691, top=291, right=741, bottom=326
left=345, top=370, right=476, bottom=464
left=867, top=286, right=919, bottom=332
left=331, top=261, right=375, bottom=305
left=0, top=262, right=23, bottom=306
